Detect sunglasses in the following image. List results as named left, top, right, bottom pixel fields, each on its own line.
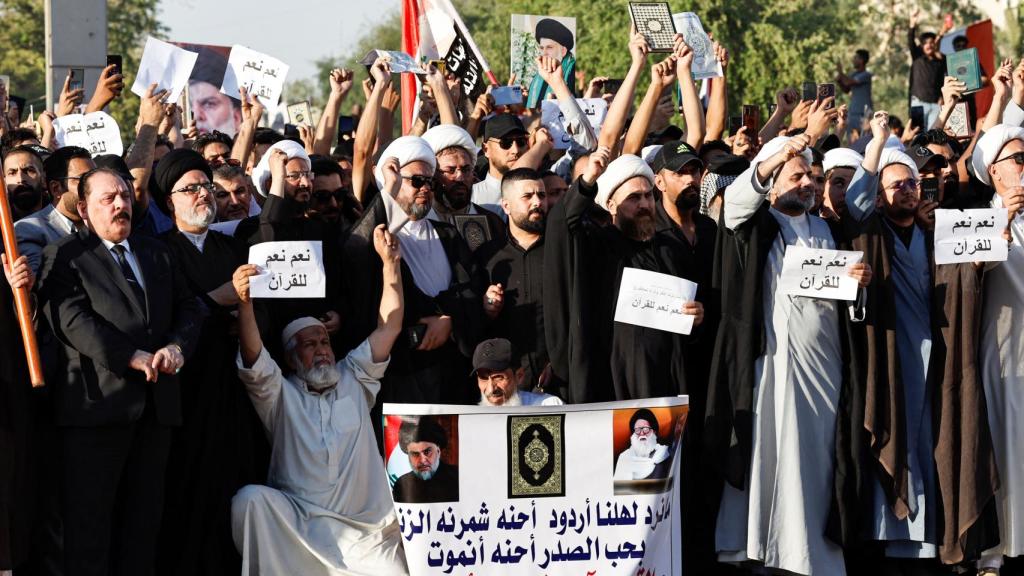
left=994, top=152, right=1024, bottom=166
left=401, top=174, right=434, bottom=189
left=312, top=188, right=349, bottom=203
left=208, top=157, right=241, bottom=168
left=493, top=136, right=528, bottom=150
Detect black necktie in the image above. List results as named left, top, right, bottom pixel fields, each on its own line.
left=111, top=244, right=146, bottom=309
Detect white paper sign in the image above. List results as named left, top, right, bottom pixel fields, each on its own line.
left=614, top=267, right=698, bottom=335
left=780, top=246, right=863, bottom=300
left=52, top=111, right=123, bottom=157
left=934, top=208, right=1009, bottom=264
left=359, top=50, right=428, bottom=74
left=671, top=13, right=723, bottom=81
left=130, top=37, right=198, bottom=103
left=221, top=45, right=290, bottom=108
left=248, top=241, right=325, bottom=298
left=540, top=98, right=608, bottom=150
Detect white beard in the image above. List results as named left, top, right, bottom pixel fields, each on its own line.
left=297, top=362, right=341, bottom=392
left=478, top=389, right=521, bottom=407
left=615, top=433, right=670, bottom=480
left=181, top=201, right=217, bottom=229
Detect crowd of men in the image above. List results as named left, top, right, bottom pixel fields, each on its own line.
left=1, top=9, right=1024, bottom=576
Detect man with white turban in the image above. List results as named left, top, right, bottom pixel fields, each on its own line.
left=341, top=135, right=484, bottom=417
left=820, top=147, right=864, bottom=220
left=709, top=121, right=872, bottom=575
left=421, top=124, right=505, bottom=244
left=971, top=124, right=1024, bottom=574
left=543, top=146, right=705, bottom=406
left=229, top=218, right=407, bottom=575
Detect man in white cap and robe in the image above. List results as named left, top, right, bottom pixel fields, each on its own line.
left=543, top=147, right=705, bottom=404
left=229, top=210, right=408, bottom=575
left=709, top=129, right=872, bottom=576
left=971, top=124, right=1024, bottom=575
left=820, top=147, right=864, bottom=221
left=341, top=135, right=484, bottom=417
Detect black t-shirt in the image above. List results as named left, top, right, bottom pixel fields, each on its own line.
left=910, top=56, right=945, bottom=103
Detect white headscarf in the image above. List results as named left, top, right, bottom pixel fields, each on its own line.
left=373, top=136, right=437, bottom=190
left=251, top=140, right=311, bottom=198
left=877, top=148, right=920, bottom=181
left=752, top=135, right=814, bottom=166
left=823, top=148, right=864, bottom=173
left=971, top=124, right=1024, bottom=186
left=595, top=154, right=655, bottom=210
left=422, top=125, right=480, bottom=164
left=281, top=316, right=325, bottom=349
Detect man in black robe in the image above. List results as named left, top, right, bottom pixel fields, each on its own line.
left=149, top=149, right=268, bottom=576
left=392, top=417, right=459, bottom=504
left=543, top=147, right=704, bottom=404
left=342, top=136, right=483, bottom=413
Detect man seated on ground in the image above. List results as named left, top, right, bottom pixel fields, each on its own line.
left=229, top=213, right=408, bottom=575
left=472, top=338, right=563, bottom=407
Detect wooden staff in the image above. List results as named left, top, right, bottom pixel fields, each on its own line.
left=0, top=176, right=45, bottom=387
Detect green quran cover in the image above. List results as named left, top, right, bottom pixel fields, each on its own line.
left=947, top=48, right=982, bottom=93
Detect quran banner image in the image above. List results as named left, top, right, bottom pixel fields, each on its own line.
left=383, top=397, right=688, bottom=575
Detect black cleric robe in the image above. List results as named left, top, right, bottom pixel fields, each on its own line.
left=156, top=229, right=269, bottom=576
left=543, top=177, right=705, bottom=404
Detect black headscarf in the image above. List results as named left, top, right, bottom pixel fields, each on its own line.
left=153, top=148, right=212, bottom=208
left=535, top=18, right=574, bottom=51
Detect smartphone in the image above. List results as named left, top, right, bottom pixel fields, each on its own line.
left=69, top=68, right=85, bottom=92
left=407, top=324, right=428, bottom=350
left=742, top=104, right=761, bottom=135
left=603, top=79, right=624, bottom=95
left=801, top=81, right=817, bottom=102
left=428, top=59, right=447, bottom=75
left=921, top=177, right=939, bottom=202
left=729, top=115, right=743, bottom=134
left=910, top=105, right=925, bottom=130
left=817, top=83, right=836, bottom=109
left=338, top=115, right=355, bottom=138
left=106, top=54, right=122, bottom=75
left=492, top=86, right=523, bottom=107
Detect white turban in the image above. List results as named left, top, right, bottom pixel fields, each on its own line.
left=823, top=148, right=864, bottom=173
left=752, top=135, right=813, bottom=166
left=878, top=148, right=919, bottom=181
left=641, top=145, right=663, bottom=166
left=373, top=136, right=437, bottom=190
left=971, top=124, right=1024, bottom=186
left=595, top=154, right=654, bottom=210
left=251, top=140, right=311, bottom=198
left=422, top=124, right=480, bottom=164
left=281, top=316, right=326, bottom=349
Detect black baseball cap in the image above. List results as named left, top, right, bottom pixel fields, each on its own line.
left=471, top=338, right=515, bottom=375
left=484, top=114, right=527, bottom=140
left=653, top=140, right=704, bottom=173
left=910, top=145, right=948, bottom=172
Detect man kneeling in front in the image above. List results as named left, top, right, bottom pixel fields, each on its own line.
left=229, top=221, right=407, bottom=575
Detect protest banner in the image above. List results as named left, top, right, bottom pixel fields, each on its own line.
left=131, top=37, right=198, bottom=103
left=511, top=14, right=577, bottom=109
left=613, top=267, right=697, bottom=335
left=384, top=397, right=687, bottom=575
left=934, top=208, right=1009, bottom=265
left=671, top=13, right=723, bottom=80
left=779, top=246, right=863, bottom=300
left=52, top=111, right=123, bottom=156
left=221, top=45, right=290, bottom=108
left=248, top=241, right=325, bottom=298
left=540, top=98, right=608, bottom=150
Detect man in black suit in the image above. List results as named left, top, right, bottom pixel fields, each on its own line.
left=38, top=167, right=202, bottom=576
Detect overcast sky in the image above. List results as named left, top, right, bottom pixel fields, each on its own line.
left=158, top=0, right=399, bottom=82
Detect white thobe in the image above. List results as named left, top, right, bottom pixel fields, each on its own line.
left=472, top=173, right=504, bottom=218
left=714, top=166, right=848, bottom=576
left=980, top=195, right=1024, bottom=562
left=231, top=340, right=408, bottom=576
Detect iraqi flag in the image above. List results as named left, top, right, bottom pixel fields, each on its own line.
left=401, top=0, right=495, bottom=134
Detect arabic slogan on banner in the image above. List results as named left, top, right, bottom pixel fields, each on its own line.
left=383, top=397, right=688, bottom=576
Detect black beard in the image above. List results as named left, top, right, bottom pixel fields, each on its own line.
left=441, top=183, right=471, bottom=210
left=9, top=184, right=42, bottom=213
left=619, top=210, right=656, bottom=241
left=674, top=186, right=700, bottom=211
left=513, top=209, right=546, bottom=233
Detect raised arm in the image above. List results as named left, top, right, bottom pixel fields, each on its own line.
left=313, top=68, right=354, bottom=155
left=368, top=223, right=404, bottom=363
left=352, top=59, right=392, bottom=203
left=232, top=264, right=263, bottom=368
left=231, top=87, right=264, bottom=168
left=125, top=84, right=170, bottom=214
left=599, top=31, right=650, bottom=151
left=760, top=87, right=799, bottom=142
left=675, top=39, right=705, bottom=149
left=933, top=76, right=966, bottom=130
left=623, top=55, right=676, bottom=156
left=704, top=40, right=729, bottom=141
left=847, top=112, right=890, bottom=221
left=84, top=64, right=124, bottom=113
left=983, top=60, right=1014, bottom=132
left=424, top=64, right=459, bottom=127
left=534, top=55, right=597, bottom=152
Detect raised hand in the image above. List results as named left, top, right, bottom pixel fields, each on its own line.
left=583, top=145, right=611, bottom=185
left=232, top=264, right=261, bottom=303
left=373, top=223, right=401, bottom=265
left=330, top=68, right=354, bottom=96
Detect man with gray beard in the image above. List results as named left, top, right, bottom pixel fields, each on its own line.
left=150, top=148, right=270, bottom=575
left=391, top=416, right=460, bottom=504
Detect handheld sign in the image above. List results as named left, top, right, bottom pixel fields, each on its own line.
left=52, top=111, right=123, bottom=157
left=222, top=45, right=290, bottom=108
left=614, top=267, right=698, bottom=335
left=360, top=50, right=427, bottom=75
left=540, top=98, right=607, bottom=150
left=131, top=37, right=198, bottom=102
left=628, top=2, right=677, bottom=53
left=946, top=48, right=982, bottom=93
left=779, top=246, right=863, bottom=300
left=248, top=241, right=325, bottom=299
left=934, top=208, right=1008, bottom=265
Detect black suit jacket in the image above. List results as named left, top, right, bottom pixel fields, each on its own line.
left=38, top=229, right=203, bottom=427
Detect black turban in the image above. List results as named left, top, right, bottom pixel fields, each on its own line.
left=178, top=43, right=229, bottom=87
left=629, top=408, right=660, bottom=436
left=535, top=18, right=574, bottom=52
left=152, top=148, right=212, bottom=208
left=399, top=416, right=448, bottom=452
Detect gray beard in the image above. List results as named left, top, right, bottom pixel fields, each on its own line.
left=777, top=193, right=815, bottom=214
left=181, top=202, right=217, bottom=229
left=297, top=362, right=341, bottom=391
left=413, top=456, right=441, bottom=480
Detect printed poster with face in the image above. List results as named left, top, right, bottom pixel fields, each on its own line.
left=172, top=42, right=242, bottom=137
left=510, top=15, right=577, bottom=108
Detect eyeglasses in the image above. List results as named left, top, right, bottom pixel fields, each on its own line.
left=208, top=157, right=241, bottom=168
left=884, top=178, right=919, bottom=194
left=172, top=182, right=216, bottom=196
left=633, top=426, right=654, bottom=435
left=994, top=152, right=1024, bottom=166
left=284, top=170, right=314, bottom=183
left=401, top=174, right=434, bottom=189
left=312, top=188, right=349, bottom=203
left=493, top=136, right=528, bottom=150
left=439, top=165, right=474, bottom=177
